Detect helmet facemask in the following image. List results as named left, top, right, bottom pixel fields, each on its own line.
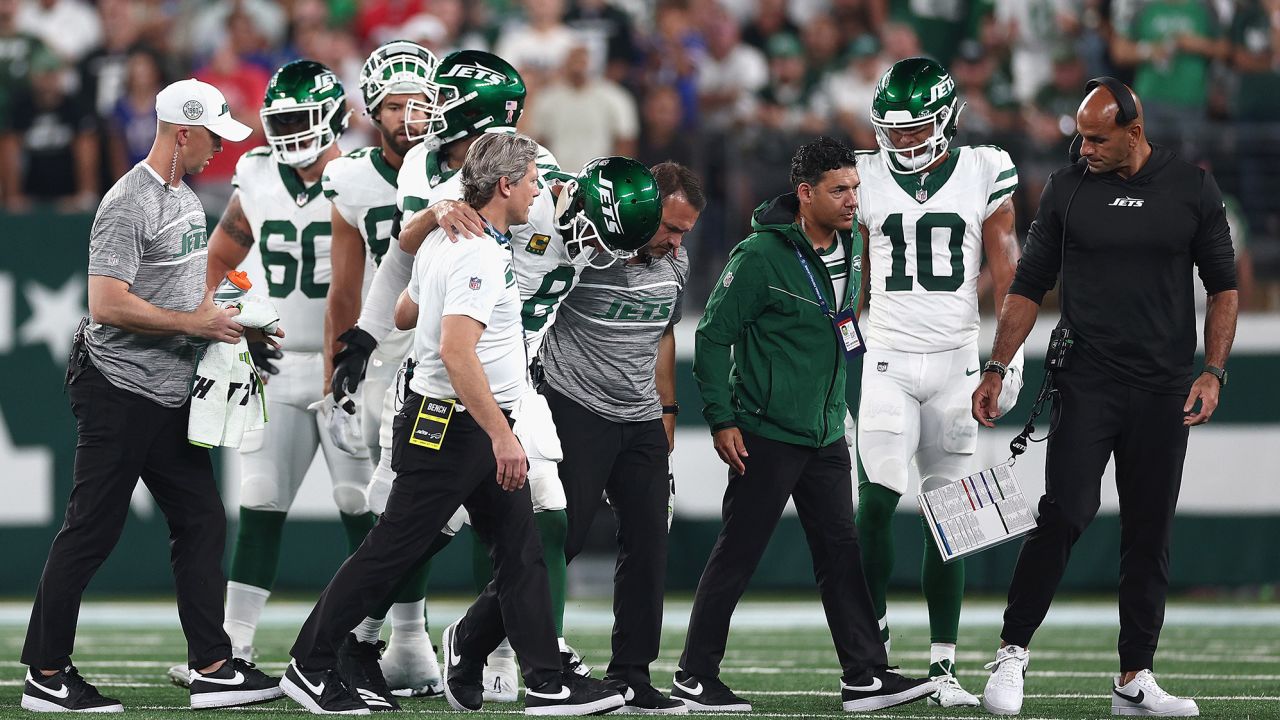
left=554, top=180, right=636, bottom=269
left=261, top=99, right=345, bottom=168
left=871, top=99, right=963, bottom=175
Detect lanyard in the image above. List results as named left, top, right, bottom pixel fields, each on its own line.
left=792, top=242, right=833, bottom=319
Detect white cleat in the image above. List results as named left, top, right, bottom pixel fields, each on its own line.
left=483, top=652, right=520, bottom=703
left=929, top=672, right=980, bottom=708
left=1111, top=670, right=1199, bottom=717
left=380, top=632, right=442, bottom=697
left=981, top=645, right=1029, bottom=716
left=167, top=664, right=192, bottom=689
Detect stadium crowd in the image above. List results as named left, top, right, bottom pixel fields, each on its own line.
left=0, top=0, right=1276, bottom=304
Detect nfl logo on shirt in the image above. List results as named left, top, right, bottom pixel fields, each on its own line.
left=469, top=276, right=482, bottom=290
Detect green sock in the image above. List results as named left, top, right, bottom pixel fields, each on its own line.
left=535, top=510, right=569, bottom=637
left=339, top=511, right=377, bottom=555
left=921, top=515, right=964, bottom=644
left=471, top=527, right=493, bottom=595
left=229, top=508, right=287, bottom=589
left=367, top=531, right=453, bottom=621
left=856, top=472, right=899, bottom=627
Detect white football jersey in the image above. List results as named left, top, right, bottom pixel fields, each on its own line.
left=420, top=171, right=583, bottom=359
left=856, top=145, right=1017, bottom=353
left=234, top=147, right=343, bottom=353
left=322, top=146, right=401, bottom=267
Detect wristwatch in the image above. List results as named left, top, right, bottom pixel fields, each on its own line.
left=1202, top=365, right=1228, bottom=388
left=662, top=403, right=680, bottom=416
left=982, top=360, right=1008, bottom=379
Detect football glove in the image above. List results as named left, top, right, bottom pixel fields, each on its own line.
left=331, top=327, right=377, bottom=402
left=997, top=345, right=1026, bottom=417
left=248, top=340, right=282, bottom=377
left=308, top=394, right=364, bottom=456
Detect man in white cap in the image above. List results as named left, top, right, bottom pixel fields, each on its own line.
left=19, top=79, right=285, bottom=713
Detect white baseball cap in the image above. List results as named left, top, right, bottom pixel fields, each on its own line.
left=155, top=79, right=252, bottom=141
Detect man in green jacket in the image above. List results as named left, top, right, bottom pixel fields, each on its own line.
left=671, top=137, right=935, bottom=714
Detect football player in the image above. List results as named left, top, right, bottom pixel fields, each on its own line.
left=853, top=56, right=1025, bottom=708
left=320, top=40, right=445, bottom=703
left=164, top=60, right=374, bottom=690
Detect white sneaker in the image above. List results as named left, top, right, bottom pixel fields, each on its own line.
left=167, top=646, right=254, bottom=689
left=929, top=672, right=980, bottom=708
left=981, top=645, right=1029, bottom=716
left=380, top=632, right=442, bottom=697
left=482, top=652, right=519, bottom=703
left=1112, top=670, right=1199, bottom=716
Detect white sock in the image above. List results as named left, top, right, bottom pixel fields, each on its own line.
left=879, top=617, right=891, bottom=655
left=388, top=600, right=427, bottom=640
left=354, top=616, right=385, bottom=644
left=224, top=581, right=270, bottom=649
left=930, top=643, right=957, bottom=668
left=557, top=637, right=569, bottom=654
left=492, top=637, right=514, bottom=659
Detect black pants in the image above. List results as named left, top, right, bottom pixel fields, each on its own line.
left=1002, top=350, right=1190, bottom=670
left=22, top=365, right=230, bottom=669
left=679, top=430, right=887, bottom=682
left=290, top=390, right=560, bottom=689
left=543, top=386, right=670, bottom=688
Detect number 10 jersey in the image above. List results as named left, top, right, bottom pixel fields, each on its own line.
left=855, top=145, right=1017, bottom=354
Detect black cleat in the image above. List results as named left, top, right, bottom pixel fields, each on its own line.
left=336, top=634, right=400, bottom=711
left=280, top=660, right=371, bottom=715
left=605, top=680, right=689, bottom=714
left=21, top=666, right=124, bottom=713
left=840, top=666, right=937, bottom=712
left=441, top=620, right=484, bottom=711
left=189, top=657, right=283, bottom=709
left=525, top=672, right=624, bottom=716
left=670, top=671, right=750, bottom=713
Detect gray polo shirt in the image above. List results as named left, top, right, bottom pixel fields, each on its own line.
left=539, top=251, right=688, bottom=422
left=85, top=163, right=209, bottom=407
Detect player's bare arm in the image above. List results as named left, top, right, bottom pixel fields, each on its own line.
left=972, top=294, right=1039, bottom=427
left=982, top=197, right=1020, bottom=313
left=205, top=190, right=254, bottom=289
left=324, top=205, right=367, bottom=388
left=657, top=324, right=677, bottom=452
left=1184, top=289, right=1238, bottom=426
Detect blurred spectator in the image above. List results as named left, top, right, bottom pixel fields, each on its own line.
left=566, top=0, right=639, bottom=84
left=354, top=0, right=426, bottom=46
left=754, top=33, right=822, bottom=133
left=879, top=19, right=924, bottom=59
left=950, top=39, right=1019, bottom=142
left=0, top=0, right=45, bottom=143
left=528, top=42, right=638, bottom=173
left=1, top=48, right=97, bottom=212
left=186, top=0, right=286, bottom=63
left=1112, top=0, right=1228, bottom=158
left=1024, top=48, right=1086, bottom=161
left=106, top=47, right=163, bottom=180
left=16, top=0, right=100, bottom=65
left=642, top=0, right=702, bottom=130
left=888, top=0, right=989, bottom=67
left=79, top=0, right=139, bottom=192
left=829, top=0, right=888, bottom=40
left=740, top=0, right=800, bottom=52
left=496, top=0, right=578, bottom=89
left=192, top=13, right=271, bottom=206
left=1230, top=0, right=1280, bottom=249
left=695, top=11, right=767, bottom=131
left=810, top=34, right=884, bottom=150
left=799, top=15, right=842, bottom=92
left=636, top=83, right=697, bottom=168
left=399, top=0, right=487, bottom=57
left=994, top=0, right=1082, bottom=104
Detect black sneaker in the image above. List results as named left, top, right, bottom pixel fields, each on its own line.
left=189, top=657, right=284, bottom=710
left=21, top=665, right=123, bottom=713
left=441, top=619, right=483, bottom=711
left=670, top=671, right=750, bottom=712
left=525, top=672, right=624, bottom=716
left=280, top=660, right=371, bottom=715
left=336, top=634, right=400, bottom=711
left=840, top=666, right=937, bottom=712
left=605, top=680, right=689, bottom=715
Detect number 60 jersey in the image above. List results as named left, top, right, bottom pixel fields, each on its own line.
left=234, top=146, right=362, bottom=353
left=855, top=145, right=1017, bottom=354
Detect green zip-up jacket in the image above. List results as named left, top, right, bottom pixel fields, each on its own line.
left=694, top=193, right=864, bottom=448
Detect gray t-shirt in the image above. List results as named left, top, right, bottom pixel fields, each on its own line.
left=85, top=163, right=209, bottom=407
left=540, top=251, right=688, bottom=422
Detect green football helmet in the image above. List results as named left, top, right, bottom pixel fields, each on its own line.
left=870, top=57, right=964, bottom=174
left=409, top=50, right=526, bottom=144
left=358, top=40, right=440, bottom=117
left=555, top=157, right=662, bottom=269
left=261, top=59, right=349, bottom=168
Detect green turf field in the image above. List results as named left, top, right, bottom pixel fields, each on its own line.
left=1, top=598, right=1276, bottom=719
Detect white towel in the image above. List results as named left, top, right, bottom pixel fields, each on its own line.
left=188, top=294, right=277, bottom=448
left=511, top=388, right=563, bottom=464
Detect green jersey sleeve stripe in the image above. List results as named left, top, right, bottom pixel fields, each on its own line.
left=402, top=196, right=428, bottom=212
left=995, top=167, right=1017, bottom=182
left=322, top=188, right=337, bottom=199
left=988, top=184, right=1018, bottom=205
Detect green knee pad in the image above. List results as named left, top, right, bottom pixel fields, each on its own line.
left=921, top=516, right=964, bottom=644
left=229, top=508, right=288, bottom=590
